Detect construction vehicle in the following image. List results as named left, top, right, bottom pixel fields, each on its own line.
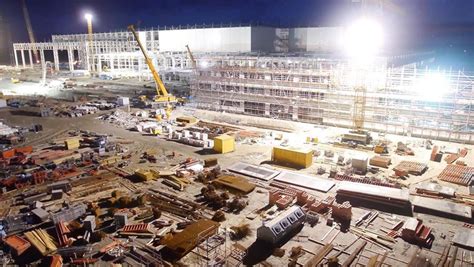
left=128, top=25, right=176, bottom=118
left=10, top=78, right=20, bottom=84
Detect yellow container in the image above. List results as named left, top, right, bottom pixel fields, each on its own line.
left=64, top=138, right=80, bottom=150
left=272, top=146, right=313, bottom=168
left=213, top=134, right=235, bottom=154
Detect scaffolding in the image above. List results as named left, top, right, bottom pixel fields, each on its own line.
left=191, top=55, right=474, bottom=143
left=194, top=228, right=228, bottom=267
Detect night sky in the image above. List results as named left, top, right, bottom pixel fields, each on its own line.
left=1, top=0, right=474, bottom=67
left=0, top=0, right=472, bottom=41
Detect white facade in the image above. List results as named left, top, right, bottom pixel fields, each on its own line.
left=159, top=26, right=276, bottom=53
left=289, top=27, right=344, bottom=52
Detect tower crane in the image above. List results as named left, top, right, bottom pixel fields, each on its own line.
left=128, top=25, right=176, bottom=118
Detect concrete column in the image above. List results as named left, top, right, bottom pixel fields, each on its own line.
left=67, top=48, right=74, bottom=71
left=14, top=49, right=19, bottom=68
left=109, top=56, right=114, bottom=70
left=40, top=49, right=46, bottom=71
left=28, top=50, right=33, bottom=67
left=265, top=103, right=270, bottom=116
left=21, top=50, right=26, bottom=68
left=97, top=55, right=102, bottom=72
left=53, top=48, right=59, bottom=71
left=292, top=106, right=298, bottom=120
left=85, top=43, right=91, bottom=72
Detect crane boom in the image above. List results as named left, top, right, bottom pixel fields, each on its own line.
left=185, top=45, right=197, bottom=69
left=128, top=25, right=170, bottom=98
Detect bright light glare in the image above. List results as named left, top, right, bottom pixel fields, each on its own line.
left=345, top=18, right=383, bottom=60
left=413, top=73, right=450, bottom=101
left=84, top=13, right=93, bottom=21
left=200, top=61, right=209, bottom=68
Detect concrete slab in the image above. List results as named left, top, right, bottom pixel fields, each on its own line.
left=228, top=162, right=280, bottom=181
left=274, top=171, right=335, bottom=192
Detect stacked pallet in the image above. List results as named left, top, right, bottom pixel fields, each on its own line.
left=438, top=164, right=474, bottom=186
left=369, top=155, right=391, bottom=168
left=393, top=161, right=428, bottom=175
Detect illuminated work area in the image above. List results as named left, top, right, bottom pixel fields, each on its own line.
left=0, top=0, right=474, bottom=266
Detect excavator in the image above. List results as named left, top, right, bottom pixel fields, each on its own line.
left=128, top=25, right=176, bottom=119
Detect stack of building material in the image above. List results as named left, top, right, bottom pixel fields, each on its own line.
left=430, top=146, right=442, bottom=162
left=51, top=204, right=87, bottom=224
left=393, top=161, right=427, bottom=175
left=445, top=153, right=460, bottom=164
left=161, top=219, right=219, bottom=260
left=334, top=174, right=400, bottom=188
left=412, top=196, right=472, bottom=220
left=227, top=162, right=280, bottom=181
left=452, top=229, right=474, bottom=249
left=55, top=221, right=71, bottom=247
left=24, top=229, right=58, bottom=256
left=331, top=201, right=352, bottom=221
left=401, top=218, right=433, bottom=247
left=212, top=175, right=256, bottom=194
left=369, top=155, right=391, bottom=168
left=3, top=235, right=31, bottom=255
left=336, top=181, right=410, bottom=208
left=438, top=164, right=474, bottom=186
left=272, top=146, right=312, bottom=169
left=415, top=182, right=455, bottom=198
left=120, top=223, right=152, bottom=235
left=274, top=171, right=335, bottom=192
left=64, top=138, right=80, bottom=150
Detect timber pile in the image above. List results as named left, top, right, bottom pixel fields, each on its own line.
left=24, top=229, right=58, bottom=256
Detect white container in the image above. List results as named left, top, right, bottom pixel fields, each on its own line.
left=117, top=96, right=130, bottom=106
left=201, top=133, right=208, bottom=141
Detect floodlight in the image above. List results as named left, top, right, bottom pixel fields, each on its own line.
left=345, top=17, right=384, bottom=60
left=84, top=13, right=93, bottom=21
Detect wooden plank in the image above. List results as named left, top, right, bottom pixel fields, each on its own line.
left=341, top=240, right=367, bottom=267
left=303, top=243, right=333, bottom=267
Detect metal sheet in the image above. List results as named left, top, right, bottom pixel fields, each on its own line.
left=453, top=229, right=474, bottom=248
left=228, top=162, right=280, bottom=181
left=274, top=171, right=335, bottom=192
left=412, top=196, right=472, bottom=219
left=337, top=181, right=410, bottom=202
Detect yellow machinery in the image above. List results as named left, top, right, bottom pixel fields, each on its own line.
left=128, top=25, right=176, bottom=115
left=10, top=78, right=20, bottom=84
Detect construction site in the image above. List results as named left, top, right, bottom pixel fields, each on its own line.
left=0, top=0, right=473, bottom=266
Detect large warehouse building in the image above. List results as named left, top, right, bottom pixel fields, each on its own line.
left=11, top=25, right=474, bottom=143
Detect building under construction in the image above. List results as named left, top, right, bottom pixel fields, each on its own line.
left=11, top=25, right=474, bottom=143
